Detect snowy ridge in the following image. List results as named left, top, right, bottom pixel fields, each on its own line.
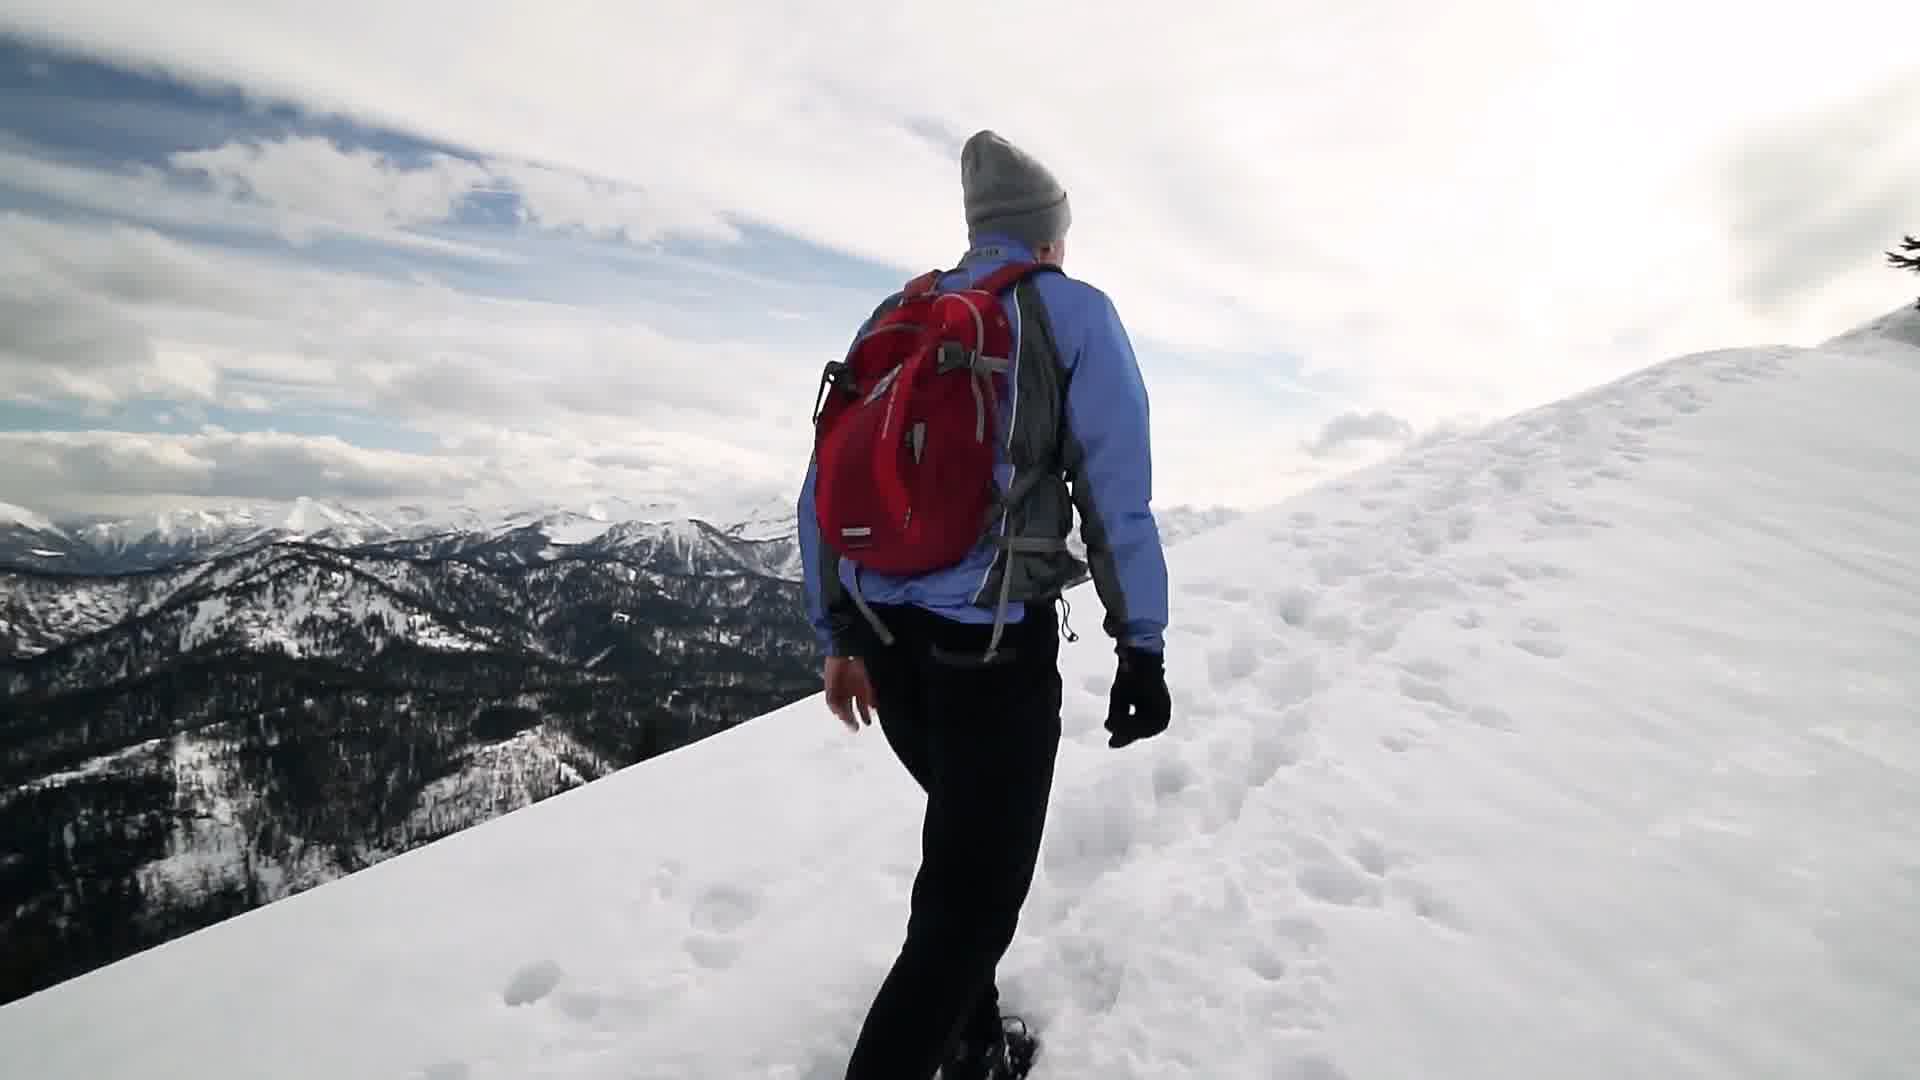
left=4, top=313, right=1915, bottom=1078
left=0, top=500, right=59, bottom=535
left=1, top=556, right=224, bottom=656
left=7, top=552, right=504, bottom=697
left=402, top=723, right=623, bottom=840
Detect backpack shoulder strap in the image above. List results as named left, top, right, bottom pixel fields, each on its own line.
left=902, top=268, right=950, bottom=298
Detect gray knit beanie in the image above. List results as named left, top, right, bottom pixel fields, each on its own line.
left=961, top=130, right=1071, bottom=248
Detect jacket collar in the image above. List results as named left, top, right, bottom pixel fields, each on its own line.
left=959, top=233, right=1037, bottom=267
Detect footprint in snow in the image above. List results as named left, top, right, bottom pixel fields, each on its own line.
left=1208, top=639, right=1260, bottom=684
left=690, top=883, right=760, bottom=934
left=1491, top=464, right=1529, bottom=492
left=1054, top=932, right=1126, bottom=1014
left=1242, top=919, right=1339, bottom=1040
left=1246, top=722, right=1305, bottom=788
left=1506, top=558, right=1572, bottom=583
left=683, top=882, right=760, bottom=970
left=1247, top=983, right=1334, bottom=1038
left=1295, top=846, right=1384, bottom=908
left=1399, top=657, right=1449, bottom=682
left=1043, top=778, right=1145, bottom=892
left=1513, top=617, right=1568, bottom=658
left=1246, top=939, right=1291, bottom=982
left=1390, top=876, right=1470, bottom=932
left=1397, top=672, right=1460, bottom=712
left=1261, top=657, right=1321, bottom=711
left=1284, top=1053, right=1352, bottom=1080
left=1306, top=610, right=1353, bottom=646
left=1661, top=384, right=1706, bottom=413
left=1152, top=755, right=1199, bottom=802
left=1533, top=505, right=1582, bottom=528
left=1468, top=704, right=1518, bottom=732
left=647, top=858, right=685, bottom=904
left=1312, top=551, right=1366, bottom=587
left=1271, top=585, right=1317, bottom=628
left=1443, top=508, right=1475, bottom=542
left=1363, top=622, right=1401, bottom=655
left=1348, top=833, right=1395, bottom=878
left=685, top=936, right=743, bottom=970
left=503, top=959, right=564, bottom=1006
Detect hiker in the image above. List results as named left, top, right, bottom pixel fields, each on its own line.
left=798, top=129, right=1172, bottom=1080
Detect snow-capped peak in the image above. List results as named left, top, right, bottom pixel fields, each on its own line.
left=281, top=496, right=354, bottom=535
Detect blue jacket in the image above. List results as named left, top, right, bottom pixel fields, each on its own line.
left=799, top=235, right=1169, bottom=656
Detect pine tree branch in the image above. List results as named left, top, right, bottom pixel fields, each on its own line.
left=1889, top=234, right=1920, bottom=272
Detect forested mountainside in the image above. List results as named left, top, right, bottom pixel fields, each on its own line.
left=0, top=534, right=814, bottom=1006
left=0, top=503, right=1238, bottom=1005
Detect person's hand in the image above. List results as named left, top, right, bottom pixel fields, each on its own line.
left=824, top=655, right=877, bottom=733
left=1105, top=647, right=1170, bottom=749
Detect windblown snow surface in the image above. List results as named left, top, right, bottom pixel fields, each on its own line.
left=3, top=316, right=1917, bottom=1079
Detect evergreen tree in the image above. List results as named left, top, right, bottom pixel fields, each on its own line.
left=1889, top=235, right=1920, bottom=309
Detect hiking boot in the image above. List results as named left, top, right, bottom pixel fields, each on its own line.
left=941, top=1015, right=1038, bottom=1080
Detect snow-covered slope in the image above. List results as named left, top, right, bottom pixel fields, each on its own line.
left=3, top=313, right=1917, bottom=1079
left=0, top=500, right=59, bottom=534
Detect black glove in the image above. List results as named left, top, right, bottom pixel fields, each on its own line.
left=1106, top=647, right=1170, bottom=749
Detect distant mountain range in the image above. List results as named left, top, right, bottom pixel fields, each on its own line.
left=0, top=495, right=1237, bottom=578
left=0, top=493, right=805, bottom=576
left=0, top=493, right=1238, bottom=1005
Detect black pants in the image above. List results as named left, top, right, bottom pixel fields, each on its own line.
left=842, top=599, right=1064, bottom=1080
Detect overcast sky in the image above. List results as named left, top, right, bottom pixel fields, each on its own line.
left=1, top=2, right=1917, bottom=519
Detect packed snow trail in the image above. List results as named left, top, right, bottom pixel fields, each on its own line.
left=2, top=312, right=1917, bottom=1079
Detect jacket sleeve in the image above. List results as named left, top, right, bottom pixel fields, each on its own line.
left=1060, top=287, right=1170, bottom=653
left=797, top=460, right=853, bottom=656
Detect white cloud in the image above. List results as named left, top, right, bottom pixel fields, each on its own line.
left=169, top=135, right=492, bottom=237
left=5, top=3, right=1919, bottom=512
left=489, top=159, right=739, bottom=247
left=0, top=426, right=800, bottom=517
left=0, top=213, right=838, bottom=506
left=5, top=1, right=1916, bottom=416
left=158, top=134, right=741, bottom=249
left=0, top=213, right=825, bottom=436
left=0, top=428, right=475, bottom=504
left=0, top=138, right=511, bottom=262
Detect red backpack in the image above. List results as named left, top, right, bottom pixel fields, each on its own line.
left=811, top=261, right=1046, bottom=577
